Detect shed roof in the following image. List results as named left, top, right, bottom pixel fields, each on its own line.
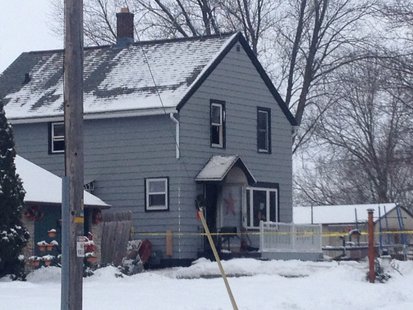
left=293, top=203, right=398, bottom=225
left=15, top=155, right=109, bottom=208
left=195, top=155, right=256, bottom=184
left=0, top=33, right=296, bottom=125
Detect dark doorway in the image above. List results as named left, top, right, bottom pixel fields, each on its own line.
left=204, top=183, right=219, bottom=253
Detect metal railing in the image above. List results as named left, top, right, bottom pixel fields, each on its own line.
left=259, top=221, right=322, bottom=253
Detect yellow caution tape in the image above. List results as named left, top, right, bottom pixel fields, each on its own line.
left=132, top=230, right=413, bottom=238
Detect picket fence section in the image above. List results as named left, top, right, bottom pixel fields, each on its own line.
left=259, top=221, right=322, bottom=253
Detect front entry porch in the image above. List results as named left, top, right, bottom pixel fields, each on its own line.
left=196, top=155, right=259, bottom=258
left=195, top=155, right=322, bottom=261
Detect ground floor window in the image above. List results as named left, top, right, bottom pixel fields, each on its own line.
left=246, top=187, right=278, bottom=228
left=145, top=177, right=169, bottom=211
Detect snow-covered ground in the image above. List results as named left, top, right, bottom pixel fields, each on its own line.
left=1, top=258, right=413, bottom=309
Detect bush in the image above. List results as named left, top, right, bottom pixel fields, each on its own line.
left=0, top=101, right=29, bottom=279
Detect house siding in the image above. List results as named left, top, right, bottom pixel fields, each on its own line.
left=12, top=115, right=194, bottom=258
left=11, top=38, right=293, bottom=261
left=172, top=41, right=293, bottom=257
left=179, top=40, right=293, bottom=215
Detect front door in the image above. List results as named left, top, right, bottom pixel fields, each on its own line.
left=204, top=183, right=219, bottom=253
left=203, top=183, right=244, bottom=253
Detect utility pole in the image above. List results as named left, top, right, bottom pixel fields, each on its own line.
left=61, top=0, right=84, bottom=309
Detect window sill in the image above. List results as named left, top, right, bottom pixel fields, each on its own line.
left=145, top=207, right=169, bottom=212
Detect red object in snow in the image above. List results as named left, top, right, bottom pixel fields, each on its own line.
left=138, top=239, right=152, bottom=264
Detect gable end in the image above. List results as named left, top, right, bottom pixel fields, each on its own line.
left=177, top=32, right=297, bottom=126
left=176, top=33, right=240, bottom=111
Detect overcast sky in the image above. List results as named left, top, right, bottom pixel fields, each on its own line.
left=0, top=0, right=62, bottom=73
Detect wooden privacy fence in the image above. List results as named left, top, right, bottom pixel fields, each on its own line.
left=101, top=211, right=132, bottom=266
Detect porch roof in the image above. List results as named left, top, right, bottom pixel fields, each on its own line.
left=15, top=155, right=110, bottom=208
left=195, top=155, right=256, bottom=184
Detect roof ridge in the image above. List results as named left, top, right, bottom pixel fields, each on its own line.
left=132, top=32, right=236, bottom=46
left=24, top=32, right=237, bottom=55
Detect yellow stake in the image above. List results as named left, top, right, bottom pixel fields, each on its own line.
left=197, top=208, right=239, bottom=310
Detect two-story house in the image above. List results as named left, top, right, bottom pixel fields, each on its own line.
left=0, top=9, right=297, bottom=265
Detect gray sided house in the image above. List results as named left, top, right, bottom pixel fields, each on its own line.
left=0, top=12, right=296, bottom=265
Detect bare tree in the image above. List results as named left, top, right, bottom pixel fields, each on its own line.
left=377, top=0, right=413, bottom=109
left=270, top=0, right=379, bottom=153
left=51, top=0, right=123, bottom=45
left=379, top=0, right=413, bottom=33
left=295, top=59, right=413, bottom=208
left=131, top=0, right=279, bottom=55
left=220, top=0, right=279, bottom=54
left=84, top=0, right=119, bottom=44
left=52, top=0, right=277, bottom=52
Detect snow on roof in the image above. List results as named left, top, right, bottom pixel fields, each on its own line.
left=195, top=155, right=256, bottom=183
left=15, top=155, right=109, bottom=207
left=0, top=34, right=236, bottom=120
left=293, top=203, right=398, bottom=224
left=196, top=155, right=238, bottom=182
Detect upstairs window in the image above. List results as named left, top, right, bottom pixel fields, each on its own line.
left=145, top=177, right=169, bottom=211
left=257, top=108, right=271, bottom=153
left=210, top=100, right=225, bottom=148
left=50, top=122, right=65, bottom=153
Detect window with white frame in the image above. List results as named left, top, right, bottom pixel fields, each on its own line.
left=145, top=178, right=169, bottom=211
left=50, top=122, right=65, bottom=153
left=210, top=100, right=225, bottom=148
left=257, top=108, right=271, bottom=153
left=246, top=187, right=278, bottom=228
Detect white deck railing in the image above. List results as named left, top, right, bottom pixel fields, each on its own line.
left=259, top=221, right=322, bottom=253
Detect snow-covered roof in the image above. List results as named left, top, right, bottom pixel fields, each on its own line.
left=0, top=33, right=297, bottom=126
left=15, top=155, right=109, bottom=207
left=293, top=203, right=398, bottom=224
left=195, top=155, right=256, bottom=183
left=0, top=34, right=235, bottom=120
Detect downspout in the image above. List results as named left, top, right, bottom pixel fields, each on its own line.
left=169, top=113, right=180, bottom=159
left=169, top=112, right=181, bottom=258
